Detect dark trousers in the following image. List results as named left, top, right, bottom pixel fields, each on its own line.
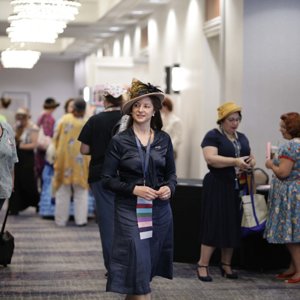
left=90, top=180, right=115, bottom=272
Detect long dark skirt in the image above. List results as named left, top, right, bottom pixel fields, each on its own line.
left=106, top=199, right=173, bottom=295
left=200, top=172, right=241, bottom=248
left=9, top=148, right=39, bottom=214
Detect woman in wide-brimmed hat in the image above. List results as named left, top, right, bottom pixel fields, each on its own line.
left=35, top=98, right=60, bottom=188
left=197, top=101, right=255, bottom=282
left=101, top=78, right=177, bottom=299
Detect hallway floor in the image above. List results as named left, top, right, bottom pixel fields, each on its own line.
left=0, top=207, right=299, bottom=299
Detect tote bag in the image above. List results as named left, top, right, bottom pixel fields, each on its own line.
left=241, top=173, right=268, bottom=237
left=37, top=127, right=51, bottom=151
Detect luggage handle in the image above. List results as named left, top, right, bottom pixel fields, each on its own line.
left=1, top=199, right=10, bottom=235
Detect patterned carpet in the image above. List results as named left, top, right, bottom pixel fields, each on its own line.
left=0, top=207, right=299, bottom=299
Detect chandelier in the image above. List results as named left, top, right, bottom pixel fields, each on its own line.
left=1, top=49, right=41, bottom=69
left=6, top=0, right=81, bottom=44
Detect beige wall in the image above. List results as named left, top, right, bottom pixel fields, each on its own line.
left=80, top=0, right=244, bottom=179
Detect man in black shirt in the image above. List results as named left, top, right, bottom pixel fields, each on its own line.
left=78, top=85, right=124, bottom=275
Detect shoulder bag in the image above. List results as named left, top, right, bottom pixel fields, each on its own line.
left=241, top=172, right=268, bottom=237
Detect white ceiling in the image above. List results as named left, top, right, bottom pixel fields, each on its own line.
left=0, top=0, right=170, bottom=62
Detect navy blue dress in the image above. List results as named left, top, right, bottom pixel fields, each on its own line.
left=102, top=128, right=177, bottom=295
left=200, top=129, right=251, bottom=248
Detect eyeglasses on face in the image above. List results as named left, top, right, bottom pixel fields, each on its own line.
left=226, top=117, right=241, bottom=123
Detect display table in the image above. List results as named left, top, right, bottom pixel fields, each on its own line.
left=171, top=179, right=290, bottom=270
left=171, top=178, right=203, bottom=263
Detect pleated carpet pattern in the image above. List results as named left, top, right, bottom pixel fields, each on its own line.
left=0, top=207, right=299, bottom=299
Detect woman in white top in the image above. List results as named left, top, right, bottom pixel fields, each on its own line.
left=161, top=96, right=182, bottom=160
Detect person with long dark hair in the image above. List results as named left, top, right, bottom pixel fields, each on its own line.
left=101, top=78, right=177, bottom=299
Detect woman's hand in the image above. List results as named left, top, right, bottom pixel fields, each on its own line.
left=246, top=154, right=256, bottom=168
left=156, top=186, right=171, bottom=201
left=235, top=156, right=252, bottom=171
left=133, top=185, right=157, bottom=200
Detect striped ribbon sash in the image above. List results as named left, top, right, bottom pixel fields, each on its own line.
left=136, top=197, right=153, bottom=239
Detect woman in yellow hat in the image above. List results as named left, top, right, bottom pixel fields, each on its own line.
left=101, top=78, right=177, bottom=299
left=197, top=102, right=255, bottom=282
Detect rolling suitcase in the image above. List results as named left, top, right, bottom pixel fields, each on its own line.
left=0, top=200, right=14, bottom=267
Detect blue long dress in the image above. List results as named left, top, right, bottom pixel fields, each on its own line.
left=102, top=128, right=177, bottom=295
left=200, top=128, right=251, bottom=248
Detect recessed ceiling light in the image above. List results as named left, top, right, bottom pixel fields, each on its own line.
left=131, top=10, right=150, bottom=15
left=97, top=32, right=114, bottom=38
left=109, top=26, right=124, bottom=32
left=120, top=18, right=138, bottom=25
left=148, top=0, right=170, bottom=4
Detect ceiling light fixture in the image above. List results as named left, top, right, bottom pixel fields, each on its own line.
left=109, top=26, right=124, bottom=32
left=1, top=49, right=41, bottom=69
left=6, top=0, right=81, bottom=44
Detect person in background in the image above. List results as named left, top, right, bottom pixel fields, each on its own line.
left=78, top=84, right=124, bottom=276
left=9, top=108, right=40, bottom=215
left=35, top=98, right=60, bottom=189
left=197, top=102, right=255, bottom=282
left=64, top=98, right=75, bottom=114
left=101, top=78, right=177, bottom=299
left=38, top=97, right=75, bottom=217
left=52, top=98, right=90, bottom=227
left=161, top=95, right=182, bottom=160
left=264, top=112, right=300, bottom=284
left=0, top=120, right=18, bottom=210
left=0, top=97, right=14, bottom=127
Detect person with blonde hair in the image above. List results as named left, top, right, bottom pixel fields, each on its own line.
left=9, top=108, right=39, bottom=214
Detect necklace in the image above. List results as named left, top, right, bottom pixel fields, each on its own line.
left=222, top=128, right=237, bottom=141
left=133, top=127, right=152, bottom=146
left=220, top=127, right=241, bottom=157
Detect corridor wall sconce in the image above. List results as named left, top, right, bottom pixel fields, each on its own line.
left=165, top=63, right=183, bottom=94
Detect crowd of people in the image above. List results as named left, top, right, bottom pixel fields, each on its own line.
left=0, top=79, right=299, bottom=299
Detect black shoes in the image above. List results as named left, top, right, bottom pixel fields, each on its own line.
left=220, top=262, right=238, bottom=279
left=197, top=264, right=213, bottom=282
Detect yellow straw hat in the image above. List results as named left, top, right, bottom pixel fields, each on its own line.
left=122, top=78, right=165, bottom=115
left=217, top=102, right=242, bottom=122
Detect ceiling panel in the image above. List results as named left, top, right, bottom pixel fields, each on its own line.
left=0, top=0, right=170, bottom=62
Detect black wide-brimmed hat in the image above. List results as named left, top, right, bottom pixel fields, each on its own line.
left=43, top=98, right=60, bottom=109
left=122, top=78, right=165, bottom=115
